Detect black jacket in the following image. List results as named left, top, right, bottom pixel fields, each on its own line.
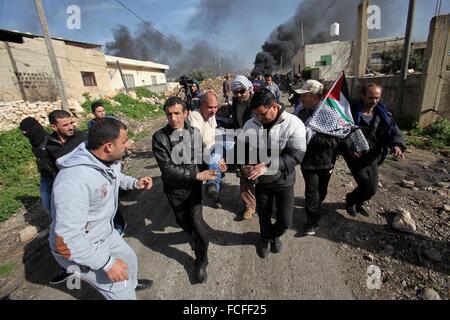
left=46, top=130, right=88, bottom=176
left=31, top=135, right=57, bottom=180
left=344, top=100, right=407, bottom=166
left=230, top=98, right=253, bottom=129
left=152, top=123, right=201, bottom=193
left=298, top=108, right=342, bottom=171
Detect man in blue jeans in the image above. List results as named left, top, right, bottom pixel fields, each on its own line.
left=188, top=91, right=228, bottom=208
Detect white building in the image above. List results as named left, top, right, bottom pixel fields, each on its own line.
left=105, top=55, right=169, bottom=93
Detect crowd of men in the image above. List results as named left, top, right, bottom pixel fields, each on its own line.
left=20, top=72, right=406, bottom=300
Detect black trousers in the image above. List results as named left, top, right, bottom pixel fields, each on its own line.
left=302, top=169, right=333, bottom=225
left=165, top=182, right=209, bottom=268
left=345, top=159, right=378, bottom=206
left=256, top=185, right=294, bottom=241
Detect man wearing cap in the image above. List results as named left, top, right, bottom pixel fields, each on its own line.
left=296, top=80, right=343, bottom=236
left=230, top=75, right=257, bottom=220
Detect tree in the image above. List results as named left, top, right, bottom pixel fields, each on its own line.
left=380, top=49, right=423, bottom=74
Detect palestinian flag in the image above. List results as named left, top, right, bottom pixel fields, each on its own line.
left=307, top=72, right=369, bottom=152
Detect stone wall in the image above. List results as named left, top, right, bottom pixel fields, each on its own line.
left=0, top=100, right=85, bottom=132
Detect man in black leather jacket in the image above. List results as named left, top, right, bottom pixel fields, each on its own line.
left=152, top=97, right=217, bottom=284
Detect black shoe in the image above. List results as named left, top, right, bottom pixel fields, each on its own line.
left=257, top=239, right=270, bottom=258
left=49, top=268, right=72, bottom=285
left=212, top=199, right=222, bottom=209
left=356, top=204, right=370, bottom=217
left=345, top=195, right=357, bottom=217
left=195, top=266, right=207, bottom=284
left=305, top=223, right=319, bottom=236
left=136, top=279, right=154, bottom=291
left=270, top=237, right=283, bottom=253
left=206, top=185, right=219, bottom=199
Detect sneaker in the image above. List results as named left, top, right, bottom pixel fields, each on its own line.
left=345, top=194, right=357, bottom=217
left=305, top=223, right=319, bottom=236
left=243, top=208, right=255, bottom=220
left=135, top=279, right=154, bottom=291
left=356, top=204, right=370, bottom=217
left=206, top=185, right=219, bottom=199
left=257, top=239, right=270, bottom=258
left=270, top=237, right=283, bottom=253
left=49, top=268, right=72, bottom=285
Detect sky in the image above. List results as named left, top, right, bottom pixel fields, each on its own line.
left=0, top=0, right=448, bottom=73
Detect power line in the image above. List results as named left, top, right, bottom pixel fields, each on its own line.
left=320, top=0, right=337, bottom=17
left=113, top=0, right=252, bottom=66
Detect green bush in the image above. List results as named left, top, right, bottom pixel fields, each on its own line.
left=0, top=129, right=40, bottom=222
left=82, top=92, right=164, bottom=121
left=134, top=87, right=163, bottom=100
left=406, top=118, right=450, bottom=150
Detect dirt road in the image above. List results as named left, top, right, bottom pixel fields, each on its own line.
left=1, top=115, right=448, bottom=300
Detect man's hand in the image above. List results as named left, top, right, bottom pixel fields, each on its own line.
left=196, top=170, right=217, bottom=181
left=106, top=258, right=129, bottom=283
left=137, top=176, right=153, bottom=190
left=247, top=163, right=268, bottom=181
left=218, top=159, right=228, bottom=173
left=391, top=146, right=404, bottom=160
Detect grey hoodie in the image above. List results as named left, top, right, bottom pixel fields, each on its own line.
left=49, top=142, right=138, bottom=271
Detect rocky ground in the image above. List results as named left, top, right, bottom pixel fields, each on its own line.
left=0, top=92, right=448, bottom=300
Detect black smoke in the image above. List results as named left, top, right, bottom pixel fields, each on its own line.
left=254, top=0, right=405, bottom=74
left=105, top=23, right=238, bottom=79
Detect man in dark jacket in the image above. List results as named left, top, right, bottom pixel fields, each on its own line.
left=297, top=80, right=343, bottom=236
left=241, top=89, right=306, bottom=258
left=46, top=110, right=88, bottom=172
left=152, top=97, right=217, bottom=284
left=343, top=83, right=406, bottom=216
left=19, top=117, right=56, bottom=214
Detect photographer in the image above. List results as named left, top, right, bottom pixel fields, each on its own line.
left=179, top=76, right=201, bottom=111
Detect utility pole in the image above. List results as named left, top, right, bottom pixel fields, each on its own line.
left=116, top=60, right=129, bottom=93
left=280, top=55, right=283, bottom=70
left=301, top=22, right=304, bottom=46
left=398, top=0, right=416, bottom=113
left=34, top=0, right=69, bottom=111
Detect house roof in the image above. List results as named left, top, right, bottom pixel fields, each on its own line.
left=0, top=28, right=103, bottom=49
left=105, top=55, right=169, bottom=71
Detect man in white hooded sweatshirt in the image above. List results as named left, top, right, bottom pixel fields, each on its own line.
left=49, top=118, right=153, bottom=300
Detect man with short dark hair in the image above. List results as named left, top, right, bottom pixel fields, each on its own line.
left=152, top=97, right=217, bottom=284
left=241, top=89, right=306, bottom=258
left=87, top=101, right=110, bottom=129
left=343, top=83, right=406, bottom=217
left=46, top=110, right=87, bottom=169
left=49, top=117, right=154, bottom=300
left=264, top=73, right=281, bottom=103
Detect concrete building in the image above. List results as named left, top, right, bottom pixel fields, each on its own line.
left=0, top=29, right=114, bottom=102
left=105, top=55, right=169, bottom=93
left=291, top=37, right=427, bottom=80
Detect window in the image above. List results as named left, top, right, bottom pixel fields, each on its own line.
left=151, top=75, right=157, bottom=85
left=315, top=55, right=332, bottom=67
left=123, top=74, right=135, bottom=88
left=370, top=53, right=382, bottom=65
left=81, top=72, right=97, bottom=86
